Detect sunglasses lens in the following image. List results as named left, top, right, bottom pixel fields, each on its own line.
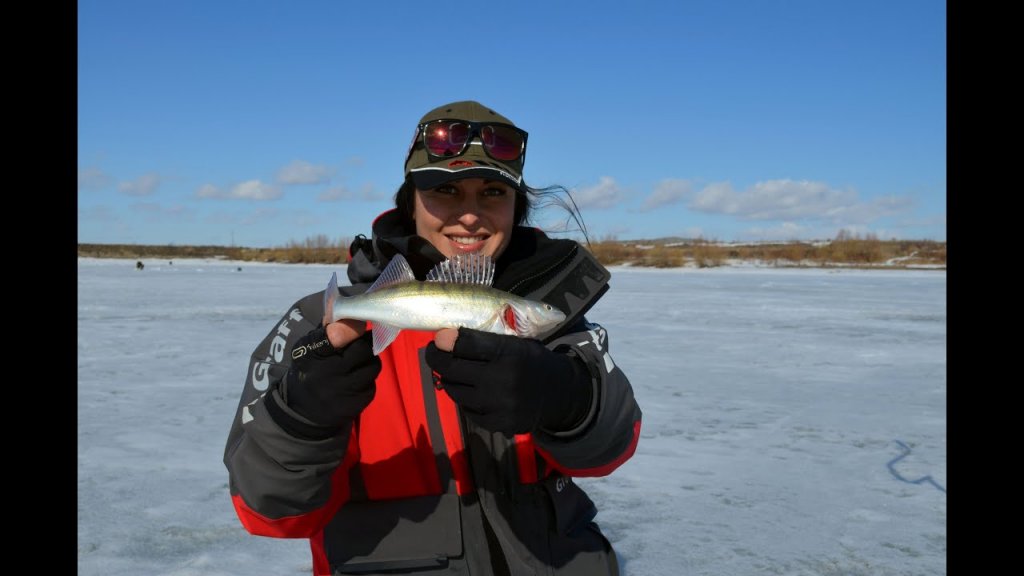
left=422, top=121, right=524, bottom=161
left=481, top=125, right=524, bottom=160
left=424, top=121, right=469, bottom=157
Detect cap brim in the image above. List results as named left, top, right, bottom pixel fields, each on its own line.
left=410, top=166, right=524, bottom=193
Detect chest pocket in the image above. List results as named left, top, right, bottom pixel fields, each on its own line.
left=325, top=492, right=463, bottom=574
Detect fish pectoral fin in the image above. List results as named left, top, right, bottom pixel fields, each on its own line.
left=370, top=323, right=401, bottom=355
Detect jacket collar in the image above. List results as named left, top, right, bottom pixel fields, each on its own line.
left=347, top=208, right=581, bottom=297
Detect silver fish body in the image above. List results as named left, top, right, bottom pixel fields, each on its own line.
left=325, top=253, right=566, bottom=355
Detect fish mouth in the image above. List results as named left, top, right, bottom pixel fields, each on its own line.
left=446, top=234, right=489, bottom=254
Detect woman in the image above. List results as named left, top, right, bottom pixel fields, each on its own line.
left=224, top=100, right=642, bottom=575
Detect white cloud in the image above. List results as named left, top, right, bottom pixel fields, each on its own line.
left=640, top=179, right=693, bottom=211
left=129, top=202, right=196, bottom=221
left=741, top=221, right=812, bottom=241
left=232, top=180, right=282, bottom=200
left=195, top=184, right=221, bottom=199
left=203, top=207, right=284, bottom=228
left=118, top=173, right=162, bottom=196
left=318, top=183, right=387, bottom=202
left=276, top=160, right=334, bottom=185
left=689, top=178, right=911, bottom=225
left=679, top=226, right=706, bottom=240
left=690, top=182, right=742, bottom=214
left=824, top=195, right=913, bottom=224
left=319, top=186, right=350, bottom=201
left=78, top=167, right=114, bottom=191
left=239, top=207, right=283, bottom=225
left=572, top=176, right=626, bottom=210
left=196, top=180, right=282, bottom=200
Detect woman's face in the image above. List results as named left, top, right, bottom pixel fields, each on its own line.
left=413, top=178, right=516, bottom=259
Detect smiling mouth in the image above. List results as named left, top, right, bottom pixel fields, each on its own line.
left=448, top=235, right=487, bottom=245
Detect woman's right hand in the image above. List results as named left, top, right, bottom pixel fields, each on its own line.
left=325, top=318, right=368, bottom=348
left=281, top=323, right=380, bottom=430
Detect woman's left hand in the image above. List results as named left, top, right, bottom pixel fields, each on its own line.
left=425, top=328, right=581, bottom=435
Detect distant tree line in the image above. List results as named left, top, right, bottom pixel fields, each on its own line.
left=79, top=232, right=945, bottom=269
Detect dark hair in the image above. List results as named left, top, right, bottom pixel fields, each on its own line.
left=393, top=176, right=591, bottom=245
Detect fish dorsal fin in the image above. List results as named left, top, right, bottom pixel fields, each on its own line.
left=426, top=253, right=495, bottom=286
left=367, top=254, right=417, bottom=293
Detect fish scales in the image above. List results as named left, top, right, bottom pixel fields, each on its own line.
left=323, top=253, right=566, bottom=355
left=333, top=281, right=514, bottom=333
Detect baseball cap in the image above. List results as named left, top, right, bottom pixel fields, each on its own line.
left=404, top=100, right=527, bottom=193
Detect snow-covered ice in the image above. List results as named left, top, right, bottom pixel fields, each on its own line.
left=78, top=257, right=946, bottom=575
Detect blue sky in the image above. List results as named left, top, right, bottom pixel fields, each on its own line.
left=78, top=0, right=946, bottom=248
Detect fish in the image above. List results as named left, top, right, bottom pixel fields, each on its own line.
left=324, top=252, right=567, bottom=355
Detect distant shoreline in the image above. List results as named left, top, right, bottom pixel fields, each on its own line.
left=78, top=241, right=946, bottom=271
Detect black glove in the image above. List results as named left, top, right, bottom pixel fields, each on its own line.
left=273, top=326, right=380, bottom=438
left=424, top=329, right=593, bottom=435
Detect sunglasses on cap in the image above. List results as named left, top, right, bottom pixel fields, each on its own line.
left=414, top=119, right=528, bottom=162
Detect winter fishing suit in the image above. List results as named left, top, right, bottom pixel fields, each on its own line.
left=224, top=209, right=643, bottom=575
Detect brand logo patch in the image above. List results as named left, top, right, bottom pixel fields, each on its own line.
left=250, top=308, right=304, bottom=392
left=556, top=477, right=571, bottom=492
left=448, top=160, right=475, bottom=168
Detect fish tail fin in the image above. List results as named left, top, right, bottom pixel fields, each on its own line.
left=323, top=272, right=340, bottom=324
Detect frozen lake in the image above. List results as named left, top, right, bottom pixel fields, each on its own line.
left=78, top=257, right=946, bottom=575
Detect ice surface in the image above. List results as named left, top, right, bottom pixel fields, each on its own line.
left=78, top=258, right=946, bottom=575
